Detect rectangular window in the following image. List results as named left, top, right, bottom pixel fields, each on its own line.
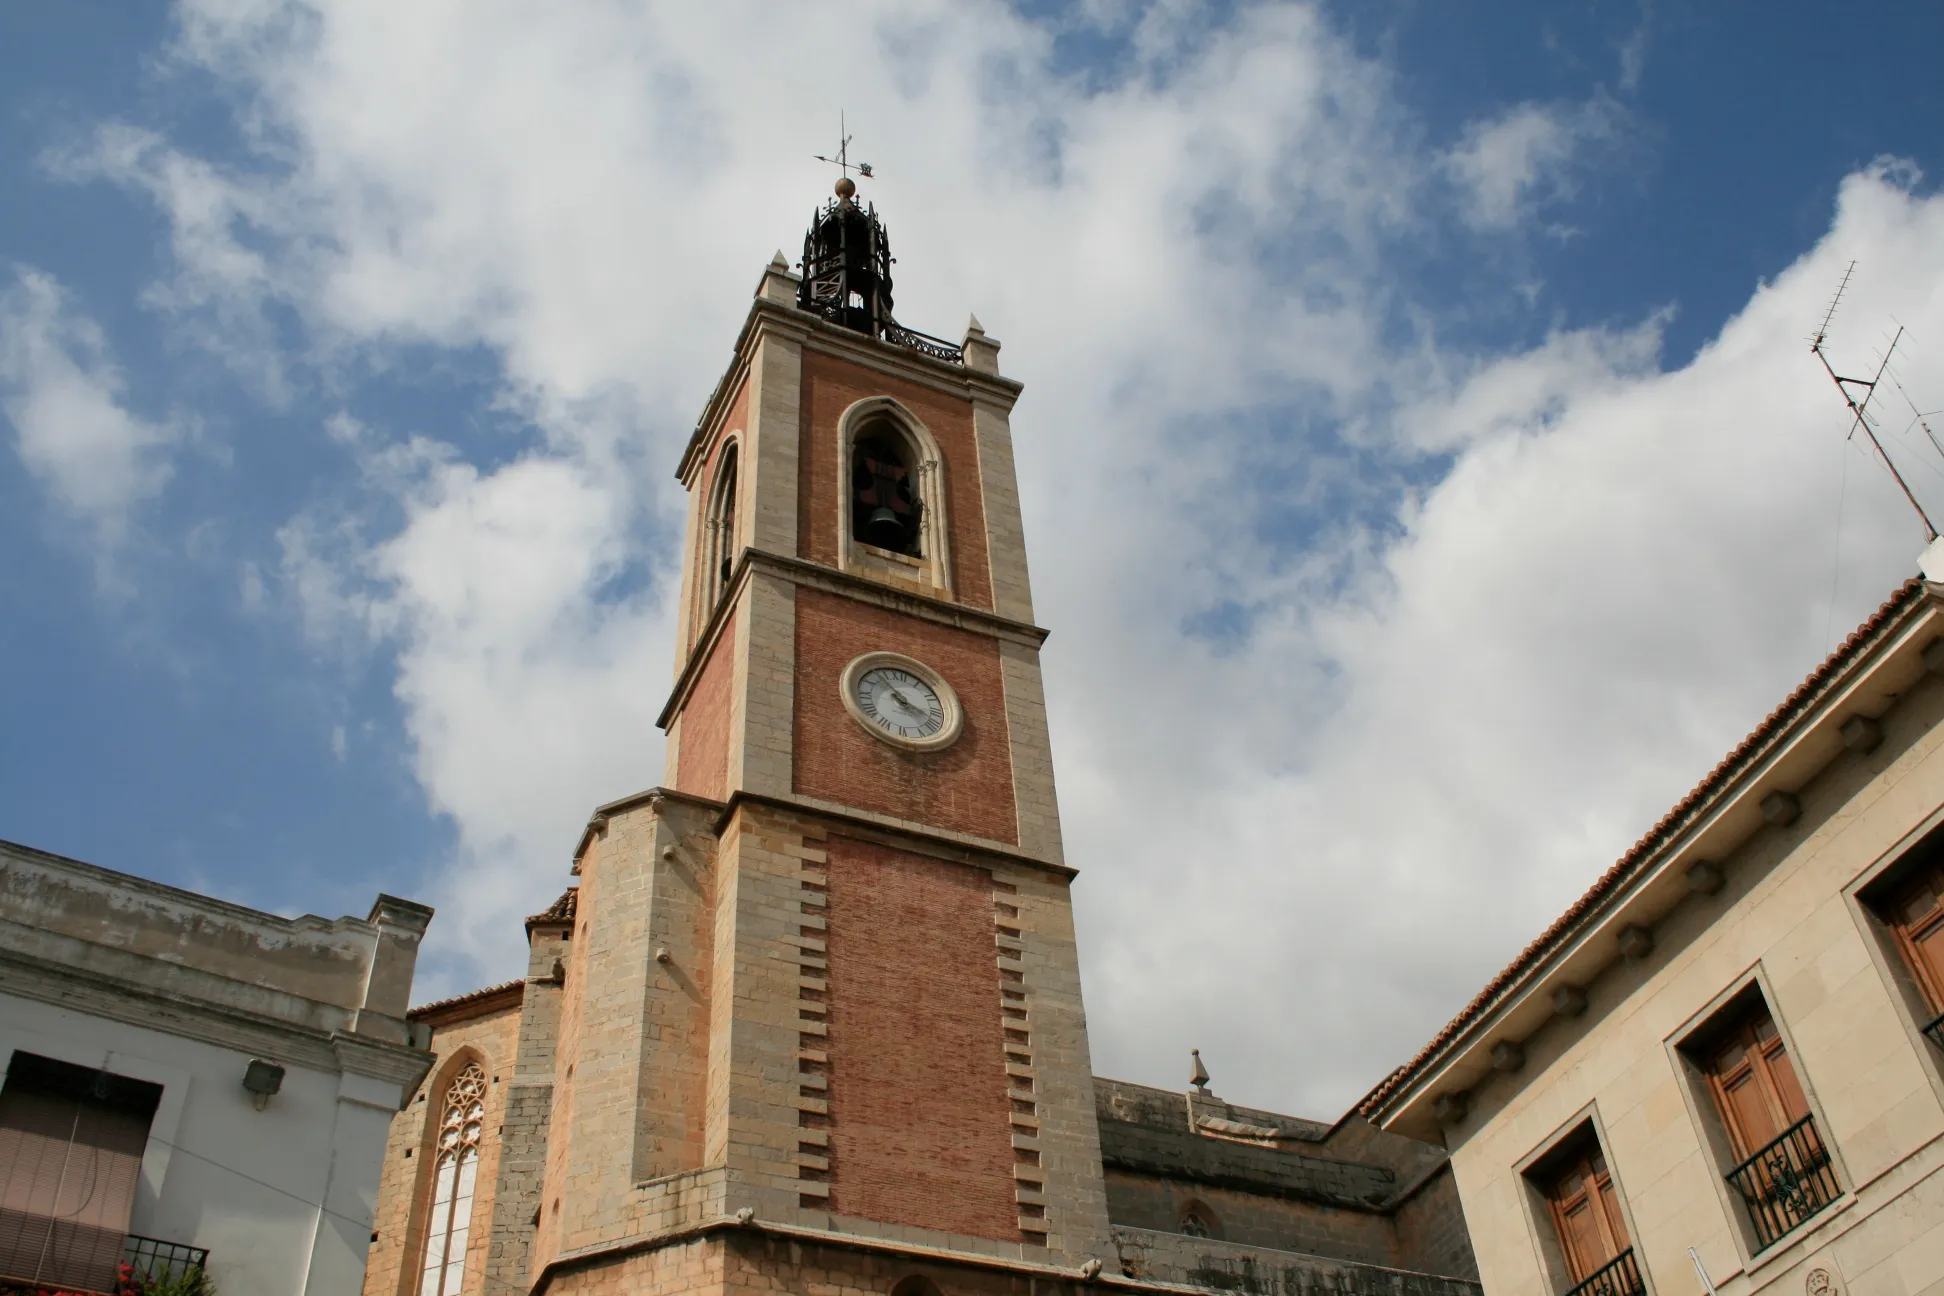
left=1526, top=1125, right=1643, bottom=1296
left=1883, top=857, right=1944, bottom=1047
left=1686, top=990, right=1839, bottom=1250
left=0, top=1052, right=162, bottom=1292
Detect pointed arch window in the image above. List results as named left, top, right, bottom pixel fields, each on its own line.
left=706, top=444, right=740, bottom=607
left=418, top=1062, right=486, bottom=1296
left=1179, top=1201, right=1220, bottom=1239
left=836, top=399, right=952, bottom=595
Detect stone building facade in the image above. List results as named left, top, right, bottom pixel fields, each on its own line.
left=363, top=187, right=1480, bottom=1296
left=1364, top=574, right=1944, bottom=1296
left=0, top=838, right=435, bottom=1296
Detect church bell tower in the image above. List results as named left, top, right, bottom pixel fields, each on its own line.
left=532, top=178, right=1114, bottom=1290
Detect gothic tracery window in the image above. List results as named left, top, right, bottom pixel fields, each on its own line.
left=418, top=1062, right=486, bottom=1296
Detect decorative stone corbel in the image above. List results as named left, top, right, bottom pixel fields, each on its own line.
left=1685, top=860, right=1725, bottom=896
left=1761, top=790, right=1802, bottom=827
left=1552, top=984, right=1589, bottom=1018
left=1618, top=924, right=1655, bottom=961
left=1841, top=714, right=1883, bottom=754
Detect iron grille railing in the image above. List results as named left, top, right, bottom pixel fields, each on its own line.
left=1724, top=1115, right=1840, bottom=1250
left=1922, top=1009, right=1944, bottom=1053
left=122, top=1234, right=209, bottom=1285
left=1562, top=1247, right=1645, bottom=1296
left=882, top=324, right=964, bottom=365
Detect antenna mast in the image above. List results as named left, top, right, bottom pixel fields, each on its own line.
left=1811, top=262, right=1937, bottom=542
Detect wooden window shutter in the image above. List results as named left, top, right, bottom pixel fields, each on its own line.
left=1703, top=1001, right=1807, bottom=1161
left=0, top=1054, right=161, bottom=1292
left=1891, top=861, right=1944, bottom=1012
left=1544, top=1146, right=1628, bottom=1283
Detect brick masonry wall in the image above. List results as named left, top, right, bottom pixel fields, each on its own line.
left=792, top=588, right=1017, bottom=844
left=823, top=834, right=1019, bottom=1240
left=797, top=348, right=995, bottom=612
left=676, top=609, right=738, bottom=802
left=363, top=998, right=523, bottom=1296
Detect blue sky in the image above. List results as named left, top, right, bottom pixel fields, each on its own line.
left=5, top=1, right=1944, bottom=1113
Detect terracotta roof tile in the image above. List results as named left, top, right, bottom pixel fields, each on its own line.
left=525, top=886, right=578, bottom=928
left=1358, top=576, right=1929, bottom=1119
left=409, top=979, right=524, bottom=1020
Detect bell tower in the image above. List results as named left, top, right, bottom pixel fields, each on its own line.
left=533, top=180, right=1113, bottom=1289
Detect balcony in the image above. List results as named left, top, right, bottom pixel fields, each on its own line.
left=1562, top=1248, right=1645, bottom=1296
left=1724, top=1115, right=1841, bottom=1250
left=121, top=1234, right=209, bottom=1290
left=1922, top=1009, right=1944, bottom=1053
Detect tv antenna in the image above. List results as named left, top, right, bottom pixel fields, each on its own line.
left=813, top=113, right=874, bottom=186
left=1811, top=262, right=1937, bottom=541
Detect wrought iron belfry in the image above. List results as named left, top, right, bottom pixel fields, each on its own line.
left=799, top=180, right=896, bottom=339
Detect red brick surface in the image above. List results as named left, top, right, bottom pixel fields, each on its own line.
left=797, top=348, right=994, bottom=612
left=791, top=588, right=1017, bottom=843
left=823, top=835, right=1017, bottom=1240
left=675, top=609, right=737, bottom=802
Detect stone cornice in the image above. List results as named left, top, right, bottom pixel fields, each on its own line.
left=719, top=790, right=1076, bottom=880
left=572, top=786, right=726, bottom=865
left=675, top=295, right=1023, bottom=484
left=536, top=1214, right=1474, bottom=1296
left=659, top=548, right=1049, bottom=730
left=0, top=945, right=429, bottom=1087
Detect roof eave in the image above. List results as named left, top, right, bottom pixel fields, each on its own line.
left=1367, top=578, right=1944, bottom=1140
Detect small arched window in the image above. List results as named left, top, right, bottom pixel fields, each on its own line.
left=851, top=424, right=923, bottom=558
left=1180, top=1202, right=1219, bottom=1239
left=706, top=444, right=739, bottom=604
left=418, top=1062, right=487, bottom=1296
left=890, top=1276, right=944, bottom=1296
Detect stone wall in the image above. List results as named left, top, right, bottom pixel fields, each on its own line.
left=1113, top=1227, right=1481, bottom=1296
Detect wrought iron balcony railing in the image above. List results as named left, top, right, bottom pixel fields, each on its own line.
left=1562, top=1247, right=1645, bottom=1296
left=882, top=324, right=964, bottom=365
left=1922, top=1009, right=1944, bottom=1053
left=1724, top=1115, right=1841, bottom=1250
left=122, top=1234, right=209, bottom=1285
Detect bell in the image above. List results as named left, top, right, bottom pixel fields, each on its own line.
left=865, top=506, right=903, bottom=548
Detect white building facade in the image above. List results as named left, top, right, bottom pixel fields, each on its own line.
left=0, top=839, right=435, bottom=1295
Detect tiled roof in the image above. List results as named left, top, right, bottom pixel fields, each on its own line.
left=526, top=886, right=578, bottom=927
left=1358, top=576, right=1929, bottom=1119
left=409, top=979, right=524, bottom=1020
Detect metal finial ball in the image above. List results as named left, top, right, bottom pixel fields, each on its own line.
left=834, top=176, right=856, bottom=200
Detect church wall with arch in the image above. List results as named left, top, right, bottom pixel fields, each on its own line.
left=363, top=990, right=524, bottom=1296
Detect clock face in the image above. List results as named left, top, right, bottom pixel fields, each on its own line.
left=854, top=666, right=946, bottom=740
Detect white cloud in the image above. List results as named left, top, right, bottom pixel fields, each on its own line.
left=1444, top=99, right=1620, bottom=232
left=75, top=1, right=1944, bottom=1121
left=0, top=268, right=175, bottom=552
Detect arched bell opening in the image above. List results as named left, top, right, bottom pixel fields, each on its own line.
left=850, top=422, right=923, bottom=558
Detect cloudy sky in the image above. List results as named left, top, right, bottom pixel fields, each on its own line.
left=6, top=1, right=1944, bottom=1119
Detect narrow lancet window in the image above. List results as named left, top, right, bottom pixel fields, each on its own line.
left=419, top=1062, right=487, bottom=1296
left=709, top=446, right=739, bottom=603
